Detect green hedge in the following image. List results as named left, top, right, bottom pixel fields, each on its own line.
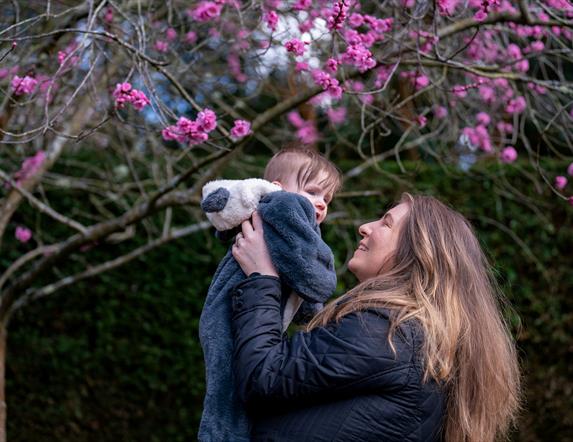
left=5, top=159, right=572, bottom=441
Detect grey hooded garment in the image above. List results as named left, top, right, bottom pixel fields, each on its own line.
left=198, top=191, right=337, bottom=441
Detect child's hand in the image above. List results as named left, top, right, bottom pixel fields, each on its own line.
left=232, top=211, right=278, bottom=278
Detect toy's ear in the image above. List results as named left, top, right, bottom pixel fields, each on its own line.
left=201, top=187, right=230, bottom=213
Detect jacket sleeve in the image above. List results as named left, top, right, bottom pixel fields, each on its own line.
left=231, top=275, right=416, bottom=405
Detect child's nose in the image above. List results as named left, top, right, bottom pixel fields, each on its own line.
left=315, top=199, right=326, bottom=210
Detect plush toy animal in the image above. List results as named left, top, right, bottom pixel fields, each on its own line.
left=201, top=178, right=281, bottom=232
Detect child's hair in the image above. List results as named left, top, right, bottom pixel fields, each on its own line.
left=263, top=146, right=343, bottom=197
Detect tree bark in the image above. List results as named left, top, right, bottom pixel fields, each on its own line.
left=0, top=322, right=6, bottom=442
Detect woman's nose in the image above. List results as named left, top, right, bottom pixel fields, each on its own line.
left=358, top=222, right=371, bottom=237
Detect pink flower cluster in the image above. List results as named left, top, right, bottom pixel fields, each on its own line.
left=500, top=146, right=517, bottom=163
left=11, top=75, right=37, bottom=95
left=474, top=0, right=501, bottom=21
left=327, top=107, right=347, bottom=125
left=285, top=39, right=308, bottom=57
left=264, top=11, right=279, bottom=31
left=287, top=111, right=319, bottom=144
left=15, top=226, right=32, bottom=243
left=292, top=0, right=312, bottom=11
left=505, top=96, right=526, bottom=115
left=312, top=70, right=343, bottom=99
left=189, top=1, right=222, bottom=22
left=555, top=162, right=573, bottom=191
left=437, top=0, right=460, bottom=15
left=555, top=176, right=567, bottom=190
left=57, top=43, right=80, bottom=68
left=409, top=30, right=439, bottom=53
left=341, top=43, right=376, bottom=73
left=14, top=151, right=46, bottom=185
left=230, top=120, right=251, bottom=139
left=462, top=125, right=492, bottom=152
left=162, top=109, right=217, bottom=145
left=401, top=71, right=430, bottom=90
left=112, top=83, right=150, bottom=111
left=327, top=0, right=349, bottom=30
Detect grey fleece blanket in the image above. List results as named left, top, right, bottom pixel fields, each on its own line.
left=198, top=191, right=337, bottom=441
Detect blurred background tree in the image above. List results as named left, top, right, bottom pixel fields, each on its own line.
left=0, top=0, right=572, bottom=440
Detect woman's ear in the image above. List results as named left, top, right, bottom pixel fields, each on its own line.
left=271, top=180, right=284, bottom=189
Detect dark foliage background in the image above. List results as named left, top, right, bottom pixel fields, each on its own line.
left=4, top=159, right=572, bottom=441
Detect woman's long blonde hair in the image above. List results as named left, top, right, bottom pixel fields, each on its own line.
left=307, top=194, right=521, bottom=442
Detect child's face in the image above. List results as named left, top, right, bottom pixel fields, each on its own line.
left=274, top=172, right=333, bottom=225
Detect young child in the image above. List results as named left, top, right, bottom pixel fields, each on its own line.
left=199, top=147, right=342, bottom=442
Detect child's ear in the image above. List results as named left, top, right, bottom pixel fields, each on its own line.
left=271, top=180, right=284, bottom=189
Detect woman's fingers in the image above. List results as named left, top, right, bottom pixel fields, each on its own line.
left=240, top=217, right=254, bottom=237
left=252, top=210, right=263, bottom=231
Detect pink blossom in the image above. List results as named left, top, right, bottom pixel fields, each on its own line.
left=567, top=162, right=573, bottom=176
left=297, top=125, right=319, bottom=144
left=129, top=90, right=151, bottom=111
left=112, top=82, right=150, bottom=111
left=155, top=40, right=169, bottom=52
left=528, top=41, right=545, bottom=52
left=0, top=66, right=19, bottom=80
left=14, top=151, right=46, bottom=184
left=287, top=111, right=306, bottom=128
left=15, top=226, right=32, bottom=243
left=11, top=75, right=37, bottom=95
left=230, top=120, right=251, bottom=139
left=162, top=116, right=211, bottom=146
left=166, top=28, right=178, bottom=41
left=264, top=11, right=279, bottom=31
left=476, top=112, right=491, bottom=125
left=452, top=85, right=468, bottom=98
left=348, top=13, right=364, bottom=28
left=506, top=96, right=526, bottom=115
left=474, top=10, right=488, bottom=21
left=228, top=53, right=247, bottom=83
left=103, top=7, right=114, bottom=23
left=437, top=0, right=460, bottom=15
left=496, top=121, right=513, bottom=133
left=434, top=106, right=448, bottom=118
left=295, top=62, right=309, bottom=72
left=500, top=146, right=518, bottom=163
left=326, top=58, right=338, bottom=73
left=341, top=43, right=376, bottom=73
left=312, top=70, right=343, bottom=99
left=417, top=115, right=427, bottom=128
left=415, top=75, right=430, bottom=90
left=507, top=43, right=522, bottom=59
left=285, top=39, right=307, bottom=56
left=401, top=0, right=415, bottom=7
left=327, top=107, right=347, bottom=125
left=555, top=176, right=568, bottom=190
left=292, top=0, right=312, bottom=11
left=185, top=31, right=198, bottom=44
left=197, top=108, right=217, bottom=133
left=189, top=2, right=223, bottom=22
left=569, top=196, right=573, bottom=207
left=299, top=19, right=314, bottom=33
left=327, top=0, right=349, bottom=30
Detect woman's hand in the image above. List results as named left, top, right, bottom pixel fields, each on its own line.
left=232, top=211, right=278, bottom=277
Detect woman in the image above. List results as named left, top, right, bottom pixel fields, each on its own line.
left=231, top=194, right=520, bottom=442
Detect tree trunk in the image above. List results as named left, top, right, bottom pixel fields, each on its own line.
left=0, top=322, right=6, bottom=442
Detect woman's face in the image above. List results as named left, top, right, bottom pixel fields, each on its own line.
left=348, top=202, right=410, bottom=282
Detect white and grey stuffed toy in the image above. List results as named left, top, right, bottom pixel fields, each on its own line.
left=201, top=178, right=281, bottom=232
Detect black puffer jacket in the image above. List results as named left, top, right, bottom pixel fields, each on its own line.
left=231, top=275, right=445, bottom=442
